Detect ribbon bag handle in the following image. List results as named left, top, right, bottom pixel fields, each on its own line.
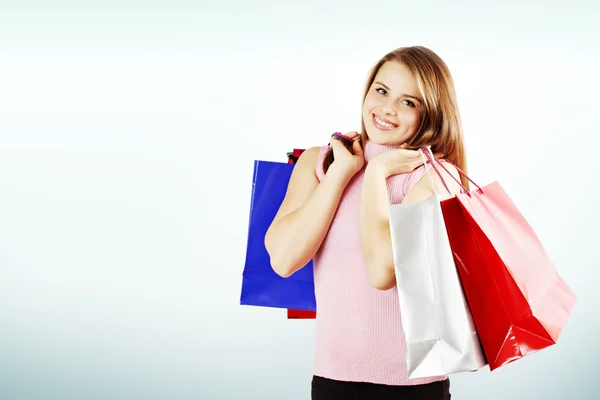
left=420, top=147, right=483, bottom=195
left=419, top=147, right=452, bottom=196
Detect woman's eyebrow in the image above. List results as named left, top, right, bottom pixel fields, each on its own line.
left=374, top=81, right=422, bottom=103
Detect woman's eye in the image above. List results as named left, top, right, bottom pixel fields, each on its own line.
left=403, top=100, right=416, bottom=108
left=376, top=88, right=387, bottom=96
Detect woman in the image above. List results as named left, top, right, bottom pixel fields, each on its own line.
left=265, top=46, right=466, bottom=399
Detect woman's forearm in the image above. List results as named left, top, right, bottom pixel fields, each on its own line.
left=265, top=165, right=352, bottom=277
left=358, top=164, right=396, bottom=290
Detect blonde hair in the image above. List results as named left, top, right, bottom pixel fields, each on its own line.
left=324, top=46, right=469, bottom=188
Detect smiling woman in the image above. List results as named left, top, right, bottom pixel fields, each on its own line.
left=264, top=46, right=466, bottom=400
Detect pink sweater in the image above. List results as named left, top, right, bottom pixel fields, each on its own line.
left=312, top=141, right=447, bottom=385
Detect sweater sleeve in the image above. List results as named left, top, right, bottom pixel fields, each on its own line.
left=401, top=163, right=435, bottom=199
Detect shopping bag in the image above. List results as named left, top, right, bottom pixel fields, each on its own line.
left=240, top=158, right=316, bottom=311
left=287, top=309, right=317, bottom=319
left=424, top=151, right=577, bottom=371
left=389, top=148, right=486, bottom=379
left=286, top=148, right=305, bottom=165
left=285, top=148, right=317, bottom=319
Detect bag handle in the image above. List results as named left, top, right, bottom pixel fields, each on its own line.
left=420, top=147, right=483, bottom=194
left=419, top=147, right=452, bottom=196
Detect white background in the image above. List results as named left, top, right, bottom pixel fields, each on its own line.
left=0, top=1, right=598, bottom=398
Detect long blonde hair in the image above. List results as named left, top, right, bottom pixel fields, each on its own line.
left=324, top=46, right=469, bottom=188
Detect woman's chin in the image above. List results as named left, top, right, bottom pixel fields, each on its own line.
left=365, top=130, right=406, bottom=146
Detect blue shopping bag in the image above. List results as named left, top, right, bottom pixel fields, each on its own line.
left=240, top=160, right=316, bottom=311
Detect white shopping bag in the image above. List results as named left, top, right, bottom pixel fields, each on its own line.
left=389, top=148, right=486, bottom=379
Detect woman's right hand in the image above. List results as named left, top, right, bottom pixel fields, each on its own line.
left=328, top=131, right=364, bottom=181
left=368, top=144, right=444, bottom=178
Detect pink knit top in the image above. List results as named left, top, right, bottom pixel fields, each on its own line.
left=312, top=140, right=447, bottom=385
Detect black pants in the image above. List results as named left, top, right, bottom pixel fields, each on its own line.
left=311, top=375, right=451, bottom=400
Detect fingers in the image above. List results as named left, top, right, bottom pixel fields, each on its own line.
left=343, top=131, right=360, bottom=140
left=329, top=136, right=346, bottom=152
left=352, top=137, right=364, bottom=156
left=397, top=148, right=422, bottom=159
left=332, top=132, right=359, bottom=147
left=399, top=144, right=438, bottom=159
left=329, top=131, right=359, bottom=143
left=413, top=158, right=426, bottom=170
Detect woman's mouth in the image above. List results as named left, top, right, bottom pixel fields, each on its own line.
left=372, top=114, right=398, bottom=131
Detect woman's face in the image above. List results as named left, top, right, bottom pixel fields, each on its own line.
left=362, top=61, right=423, bottom=145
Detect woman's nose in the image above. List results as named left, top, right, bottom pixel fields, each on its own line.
left=381, top=104, right=397, bottom=116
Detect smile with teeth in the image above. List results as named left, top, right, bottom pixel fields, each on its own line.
left=372, top=114, right=398, bottom=130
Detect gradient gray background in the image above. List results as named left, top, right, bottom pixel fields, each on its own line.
left=0, top=1, right=598, bottom=399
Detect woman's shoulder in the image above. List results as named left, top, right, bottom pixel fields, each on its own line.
left=301, top=146, right=324, bottom=157
left=430, top=160, right=462, bottom=189
left=384, top=159, right=458, bottom=201
left=295, top=146, right=324, bottom=166
left=298, top=145, right=329, bottom=181
left=398, top=159, right=463, bottom=201
left=436, top=159, right=460, bottom=176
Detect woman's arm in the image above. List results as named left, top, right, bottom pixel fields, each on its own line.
left=359, top=157, right=462, bottom=290
left=265, top=146, right=355, bottom=277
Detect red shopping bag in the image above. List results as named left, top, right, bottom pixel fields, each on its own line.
left=424, top=152, right=576, bottom=371
left=286, top=149, right=305, bottom=165
left=286, top=148, right=317, bottom=320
